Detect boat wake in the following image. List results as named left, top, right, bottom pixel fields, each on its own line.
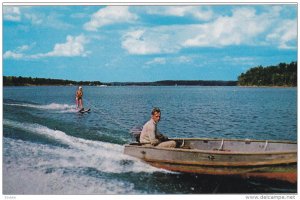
left=3, top=119, right=169, bottom=194
left=3, top=119, right=165, bottom=174
left=4, top=102, right=77, bottom=113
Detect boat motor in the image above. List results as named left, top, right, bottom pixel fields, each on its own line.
left=130, top=126, right=142, bottom=143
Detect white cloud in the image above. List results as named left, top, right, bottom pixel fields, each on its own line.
left=24, top=12, right=73, bottom=30
left=3, top=44, right=35, bottom=59
left=3, top=6, right=72, bottom=30
left=122, top=26, right=186, bottom=55
left=177, top=56, right=192, bottom=63
left=146, top=57, right=166, bottom=65
left=122, top=6, right=296, bottom=55
left=146, top=6, right=213, bottom=21
left=44, top=35, right=89, bottom=57
left=3, top=6, right=21, bottom=21
left=16, top=45, right=31, bottom=52
left=183, top=7, right=274, bottom=47
left=4, top=35, right=89, bottom=60
left=183, top=6, right=297, bottom=49
left=266, top=19, right=297, bottom=49
left=84, top=6, right=138, bottom=31
left=24, top=13, right=43, bottom=25
left=122, top=30, right=162, bottom=55
left=3, top=51, right=23, bottom=59
left=222, top=56, right=257, bottom=66
left=145, top=56, right=193, bottom=67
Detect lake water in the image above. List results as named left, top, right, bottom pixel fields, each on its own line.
left=3, top=86, right=297, bottom=194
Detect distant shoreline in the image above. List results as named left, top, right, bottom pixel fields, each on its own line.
left=3, top=76, right=297, bottom=87
left=3, top=76, right=237, bottom=87
left=3, top=84, right=297, bottom=88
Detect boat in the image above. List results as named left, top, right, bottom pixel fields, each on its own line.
left=124, top=138, right=297, bottom=183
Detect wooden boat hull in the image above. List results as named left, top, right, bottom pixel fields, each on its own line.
left=149, top=161, right=296, bottom=183
left=124, top=138, right=297, bottom=183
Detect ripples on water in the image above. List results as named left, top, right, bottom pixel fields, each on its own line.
left=3, top=86, right=297, bottom=194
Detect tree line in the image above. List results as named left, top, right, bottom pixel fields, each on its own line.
left=110, top=80, right=237, bottom=86
left=154, top=80, right=237, bottom=86
left=3, top=76, right=103, bottom=86
left=3, top=76, right=238, bottom=86
left=3, top=61, right=297, bottom=87
left=238, top=61, right=297, bottom=87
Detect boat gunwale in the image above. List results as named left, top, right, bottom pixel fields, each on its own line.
left=172, top=137, right=297, bottom=145
left=124, top=144, right=297, bottom=155
left=124, top=137, right=297, bottom=156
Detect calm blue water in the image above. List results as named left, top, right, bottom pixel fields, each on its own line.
left=3, top=86, right=297, bottom=194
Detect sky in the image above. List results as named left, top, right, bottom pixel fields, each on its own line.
left=2, top=4, right=297, bottom=82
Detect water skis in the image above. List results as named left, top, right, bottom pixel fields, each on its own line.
left=78, top=108, right=91, bottom=113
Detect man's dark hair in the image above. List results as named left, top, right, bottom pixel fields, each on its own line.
left=151, top=107, right=161, bottom=115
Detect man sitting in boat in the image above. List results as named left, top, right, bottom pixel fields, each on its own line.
left=140, top=107, right=176, bottom=148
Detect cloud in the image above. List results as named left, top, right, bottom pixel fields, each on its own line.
left=266, top=19, right=297, bottom=49
left=3, top=6, right=21, bottom=21
left=146, top=57, right=166, bottom=65
left=144, top=56, right=194, bottom=68
left=3, top=44, right=35, bottom=59
left=122, top=6, right=296, bottom=55
left=4, top=35, right=89, bottom=60
left=122, top=26, right=186, bottom=55
left=3, top=51, right=23, bottom=59
left=177, top=56, right=192, bottom=63
left=84, top=6, right=138, bottom=31
left=222, top=56, right=257, bottom=66
left=183, top=6, right=296, bottom=49
left=44, top=35, right=89, bottom=57
left=183, top=7, right=274, bottom=47
left=3, top=6, right=72, bottom=30
left=146, top=6, right=214, bottom=21
left=24, top=13, right=43, bottom=25
left=122, top=30, right=164, bottom=55
left=16, top=45, right=31, bottom=52
left=24, top=12, right=73, bottom=30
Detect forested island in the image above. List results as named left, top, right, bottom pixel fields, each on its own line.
left=3, top=61, right=297, bottom=87
left=238, top=61, right=297, bottom=87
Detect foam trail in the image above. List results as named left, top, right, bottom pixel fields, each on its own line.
left=3, top=137, right=140, bottom=194
left=3, top=119, right=167, bottom=174
left=4, top=102, right=77, bottom=112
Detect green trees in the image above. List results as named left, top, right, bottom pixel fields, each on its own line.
left=238, top=61, right=297, bottom=87
left=3, top=62, right=297, bottom=87
left=3, top=76, right=103, bottom=86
